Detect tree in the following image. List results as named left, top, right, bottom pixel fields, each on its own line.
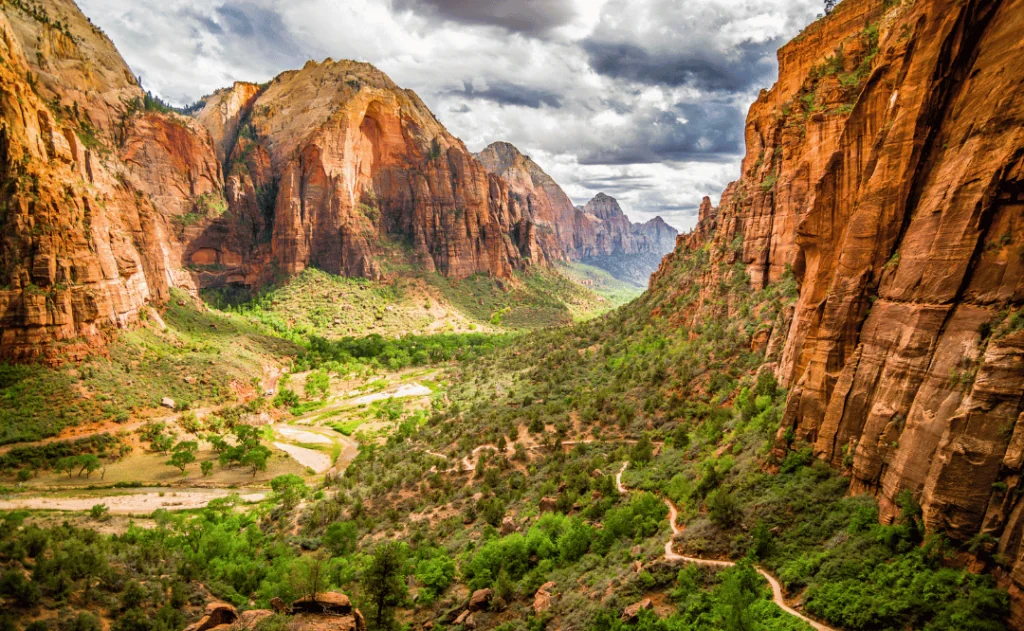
left=201, top=461, right=214, bottom=477
left=292, top=550, right=332, bottom=603
left=168, top=441, right=198, bottom=476
left=323, top=522, right=358, bottom=556
left=630, top=434, right=654, bottom=465
left=55, top=456, right=78, bottom=478
left=179, top=412, right=202, bottom=437
left=362, top=541, right=408, bottom=630
left=708, top=489, right=742, bottom=528
left=271, top=474, right=308, bottom=510
left=151, top=433, right=174, bottom=455
left=208, top=434, right=229, bottom=454
left=77, top=454, right=101, bottom=479
left=672, top=425, right=690, bottom=451
left=241, top=445, right=272, bottom=477
left=414, top=552, right=455, bottom=603
left=304, top=369, right=330, bottom=400
left=715, top=560, right=762, bottom=631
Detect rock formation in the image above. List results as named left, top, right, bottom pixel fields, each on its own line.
left=0, top=0, right=579, bottom=359
left=185, top=593, right=366, bottom=631
left=477, top=143, right=678, bottom=285
left=652, top=0, right=1024, bottom=621
left=0, top=0, right=175, bottom=362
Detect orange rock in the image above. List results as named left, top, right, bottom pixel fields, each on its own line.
left=649, top=0, right=1024, bottom=618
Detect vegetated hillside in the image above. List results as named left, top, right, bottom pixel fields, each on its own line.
left=477, top=143, right=679, bottom=287
left=202, top=265, right=625, bottom=341
left=0, top=0, right=616, bottom=362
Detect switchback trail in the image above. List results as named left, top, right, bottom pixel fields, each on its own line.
left=616, top=462, right=836, bottom=631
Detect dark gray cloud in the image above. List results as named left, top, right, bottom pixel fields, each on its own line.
left=582, top=38, right=780, bottom=92
left=392, top=0, right=577, bottom=36
left=449, top=103, right=472, bottom=113
left=577, top=174, right=658, bottom=191
left=576, top=102, right=744, bottom=165
left=449, top=80, right=563, bottom=109
left=213, top=4, right=308, bottom=64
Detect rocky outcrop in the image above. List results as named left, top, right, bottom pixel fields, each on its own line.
left=475, top=141, right=575, bottom=263
left=185, top=594, right=365, bottom=631
left=577, top=193, right=678, bottom=286
left=652, top=0, right=1024, bottom=621
left=194, top=82, right=262, bottom=167
left=477, top=143, right=678, bottom=285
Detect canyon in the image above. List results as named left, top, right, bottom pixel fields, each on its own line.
left=0, top=0, right=1023, bottom=629
left=476, top=142, right=677, bottom=285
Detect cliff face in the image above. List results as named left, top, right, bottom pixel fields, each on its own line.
left=475, top=141, right=575, bottom=263
left=655, top=0, right=1024, bottom=619
left=235, top=60, right=533, bottom=281
left=476, top=143, right=678, bottom=284
left=0, top=0, right=177, bottom=362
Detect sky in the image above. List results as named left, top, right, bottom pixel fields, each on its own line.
left=77, top=0, right=825, bottom=231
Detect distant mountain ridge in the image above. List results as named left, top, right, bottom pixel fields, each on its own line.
left=476, top=143, right=678, bottom=286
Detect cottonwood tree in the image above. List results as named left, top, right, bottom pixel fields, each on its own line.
left=293, top=550, right=331, bottom=603
left=168, top=441, right=198, bottom=476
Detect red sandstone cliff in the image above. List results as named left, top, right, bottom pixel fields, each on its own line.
left=0, top=0, right=177, bottom=362
left=653, top=0, right=1024, bottom=620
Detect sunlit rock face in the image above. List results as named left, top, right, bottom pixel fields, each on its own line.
left=649, top=0, right=1024, bottom=621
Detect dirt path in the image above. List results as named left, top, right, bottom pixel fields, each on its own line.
left=0, top=489, right=267, bottom=515
left=616, top=462, right=836, bottom=631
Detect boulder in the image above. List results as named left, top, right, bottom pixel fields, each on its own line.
left=533, top=581, right=556, bottom=614
left=184, top=602, right=238, bottom=631
left=621, top=598, right=653, bottom=622
left=270, top=597, right=289, bottom=613
left=468, top=588, right=492, bottom=611
left=539, top=497, right=558, bottom=513
left=500, top=516, right=517, bottom=535
left=292, top=592, right=353, bottom=615
left=162, top=397, right=176, bottom=409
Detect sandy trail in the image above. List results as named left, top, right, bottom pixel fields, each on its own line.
left=0, top=490, right=266, bottom=515
left=616, top=462, right=835, bottom=631
left=351, top=384, right=432, bottom=406
left=273, top=443, right=333, bottom=473
left=275, top=426, right=333, bottom=445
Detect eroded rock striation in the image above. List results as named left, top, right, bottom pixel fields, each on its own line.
left=653, top=0, right=1024, bottom=620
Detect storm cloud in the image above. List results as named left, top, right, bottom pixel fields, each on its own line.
left=391, top=0, right=578, bottom=36
left=449, top=80, right=563, bottom=109
left=582, top=39, right=781, bottom=92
